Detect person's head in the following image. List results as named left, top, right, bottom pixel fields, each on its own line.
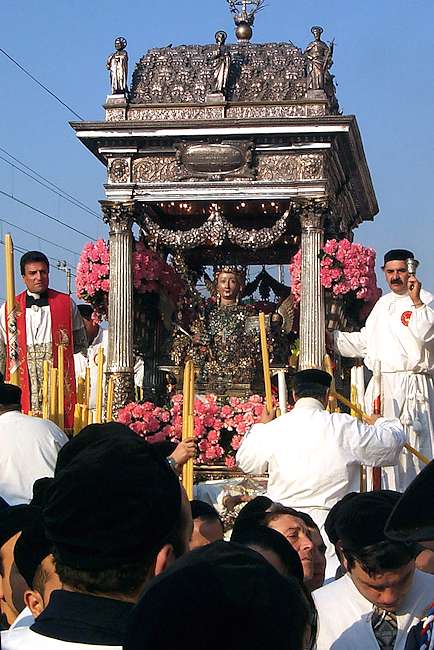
left=324, top=492, right=358, bottom=568
left=190, top=500, right=224, bottom=549
left=0, top=504, right=39, bottom=624
left=0, top=382, right=22, bottom=415
left=264, top=504, right=315, bottom=584
left=45, top=436, right=191, bottom=602
left=20, top=251, right=49, bottom=294
left=291, top=369, right=331, bottom=407
left=382, top=249, right=414, bottom=295
left=124, top=541, right=313, bottom=650
left=297, top=513, right=327, bottom=591
left=215, top=30, right=227, bottom=46
left=233, top=525, right=304, bottom=582
left=385, top=460, right=434, bottom=551
left=14, top=517, right=60, bottom=618
left=215, top=267, right=245, bottom=306
left=311, top=25, right=323, bottom=41
left=114, top=37, right=127, bottom=51
left=231, top=496, right=273, bottom=539
left=337, top=490, right=418, bottom=612
left=77, top=304, right=100, bottom=344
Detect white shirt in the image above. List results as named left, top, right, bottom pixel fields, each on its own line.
left=334, top=289, right=434, bottom=374
left=1, top=627, right=119, bottom=649
left=8, top=606, right=34, bottom=630
left=236, top=398, right=405, bottom=510
left=314, top=569, right=434, bottom=649
left=0, top=410, right=68, bottom=505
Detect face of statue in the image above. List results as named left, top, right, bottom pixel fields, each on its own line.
left=216, top=272, right=241, bottom=306
left=312, top=28, right=322, bottom=41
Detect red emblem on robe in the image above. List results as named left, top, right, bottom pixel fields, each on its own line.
left=401, top=310, right=412, bottom=327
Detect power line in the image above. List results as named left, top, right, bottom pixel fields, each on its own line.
left=0, top=150, right=102, bottom=221
left=0, top=47, right=84, bottom=120
left=0, top=189, right=94, bottom=239
left=0, top=239, right=76, bottom=276
left=0, top=217, right=80, bottom=256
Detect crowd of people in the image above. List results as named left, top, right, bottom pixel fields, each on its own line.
left=0, top=247, right=432, bottom=649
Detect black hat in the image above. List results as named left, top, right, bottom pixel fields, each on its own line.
left=336, top=490, right=402, bottom=551
left=124, top=541, right=310, bottom=650
left=190, top=500, right=221, bottom=521
left=292, top=369, right=332, bottom=392
left=231, top=496, right=273, bottom=539
left=383, top=249, right=414, bottom=265
left=0, top=478, right=51, bottom=548
left=324, top=492, right=358, bottom=545
left=0, top=382, right=22, bottom=406
left=55, top=422, right=136, bottom=475
left=385, top=461, right=434, bottom=543
left=45, top=436, right=182, bottom=570
left=14, top=517, right=51, bottom=588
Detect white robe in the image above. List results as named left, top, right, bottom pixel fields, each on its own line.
left=313, top=569, right=434, bottom=650
left=1, top=627, right=119, bottom=649
left=334, top=288, right=434, bottom=490
left=236, top=398, right=405, bottom=578
left=0, top=410, right=68, bottom=505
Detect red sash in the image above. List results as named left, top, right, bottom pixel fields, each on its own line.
left=5, top=289, right=76, bottom=429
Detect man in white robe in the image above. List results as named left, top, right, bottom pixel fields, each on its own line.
left=236, top=369, right=405, bottom=578
left=313, top=491, right=434, bottom=650
left=332, top=249, right=434, bottom=490
left=0, top=251, right=87, bottom=423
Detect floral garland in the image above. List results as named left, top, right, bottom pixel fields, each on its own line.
left=76, top=239, right=186, bottom=321
left=289, top=238, right=381, bottom=305
left=117, top=393, right=281, bottom=467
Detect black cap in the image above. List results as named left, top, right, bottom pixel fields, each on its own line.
left=0, top=478, right=52, bottom=548
left=292, top=369, right=332, bottom=392
left=14, top=517, right=51, bottom=588
left=385, top=461, right=434, bottom=543
left=190, top=500, right=221, bottom=521
left=383, top=249, right=414, bottom=265
left=336, top=490, right=402, bottom=551
left=231, top=496, right=273, bottom=539
left=0, top=382, right=22, bottom=406
left=324, top=492, right=358, bottom=545
left=45, top=436, right=182, bottom=570
left=55, top=422, right=136, bottom=475
left=124, top=541, right=310, bottom=650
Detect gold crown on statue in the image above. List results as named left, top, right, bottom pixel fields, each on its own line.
left=214, top=265, right=247, bottom=282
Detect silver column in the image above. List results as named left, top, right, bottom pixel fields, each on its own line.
left=299, top=202, right=326, bottom=369
left=101, top=200, right=135, bottom=414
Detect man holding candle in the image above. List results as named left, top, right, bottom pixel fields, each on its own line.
left=0, top=251, right=87, bottom=428
left=236, top=369, right=406, bottom=578
left=330, top=249, right=434, bottom=490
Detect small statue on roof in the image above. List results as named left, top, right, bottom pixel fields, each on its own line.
left=106, top=37, right=129, bottom=95
left=211, top=31, right=232, bottom=96
left=304, top=26, right=334, bottom=91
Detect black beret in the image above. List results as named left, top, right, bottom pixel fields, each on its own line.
left=324, top=492, right=358, bottom=545
left=190, top=500, right=221, bottom=521
left=385, top=461, right=434, bottom=543
left=14, top=516, right=51, bottom=588
left=292, top=369, right=331, bottom=391
left=0, top=505, right=40, bottom=549
left=45, top=436, right=182, bottom=570
left=55, top=422, right=136, bottom=475
left=336, top=490, right=402, bottom=551
left=383, top=249, right=414, bottom=265
left=231, top=496, right=273, bottom=539
left=0, top=382, right=21, bottom=406
left=124, top=541, right=310, bottom=650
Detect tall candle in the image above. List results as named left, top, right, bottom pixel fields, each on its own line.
left=4, top=234, right=20, bottom=386
left=258, top=313, right=273, bottom=412
left=57, top=345, right=65, bottom=430
left=94, top=347, right=105, bottom=423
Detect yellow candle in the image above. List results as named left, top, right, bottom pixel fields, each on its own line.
left=42, top=360, right=50, bottom=419
left=57, top=345, right=65, bottom=430
left=4, top=234, right=20, bottom=387
left=181, top=360, right=194, bottom=500
left=323, top=354, right=338, bottom=412
left=106, top=376, right=114, bottom=422
left=181, top=361, right=192, bottom=442
left=50, top=367, right=58, bottom=425
left=77, top=378, right=85, bottom=405
left=259, top=312, right=273, bottom=412
left=73, top=404, right=81, bottom=435
left=85, top=368, right=90, bottom=407
left=94, top=347, right=105, bottom=424
left=82, top=405, right=89, bottom=427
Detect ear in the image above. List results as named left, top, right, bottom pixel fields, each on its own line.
left=153, top=544, right=176, bottom=578
left=24, top=589, right=45, bottom=618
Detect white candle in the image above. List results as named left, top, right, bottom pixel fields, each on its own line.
left=277, top=370, right=287, bottom=415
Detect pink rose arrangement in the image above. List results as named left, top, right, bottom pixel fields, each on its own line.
left=117, top=393, right=281, bottom=467
left=76, top=239, right=186, bottom=321
left=289, top=239, right=381, bottom=306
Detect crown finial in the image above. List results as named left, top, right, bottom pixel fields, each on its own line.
left=226, top=0, right=267, bottom=42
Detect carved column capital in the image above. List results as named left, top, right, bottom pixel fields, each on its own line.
left=296, top=199, right=328, bottom=232
left=100, top=200, right=136, bottom=233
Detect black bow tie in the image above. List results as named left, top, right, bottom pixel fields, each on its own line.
left=26, top=292, right=49, bottom=308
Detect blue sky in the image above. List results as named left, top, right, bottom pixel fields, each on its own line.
left=0, top=0, right=433, bottom=299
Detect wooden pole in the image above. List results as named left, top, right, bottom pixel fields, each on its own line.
left=4, top=234, right=20, bottom=386
left=331, top=389, right=430, bottom=466
left=372, top=361, right=382, bottom=490
left=323, top=353, right=338, bottom=412
left=259, top=312, right=273, bottom=412
left=94, top=347, right=105, bottom=424
left=84, top=367, right=90, bottom=407
left=182, top=360, right=194, bottom=500
left=50, top=367, right=58, bottom=425
left=57, top=345, right=65, bottom=430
